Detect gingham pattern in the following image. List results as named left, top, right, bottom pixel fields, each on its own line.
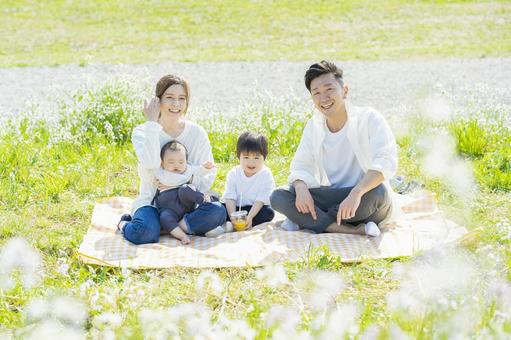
left=77, top=191, right=467, bottom=268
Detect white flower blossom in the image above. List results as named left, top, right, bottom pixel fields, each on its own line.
left=0, top=238, right=43, bottom=289
left=296, top=270, right=345, bottom=310
left=256, top=264, right=289, bottom=288
left=196, top=270, right=224, bottom=296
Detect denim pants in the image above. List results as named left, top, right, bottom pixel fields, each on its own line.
left=270, top=184, right=392, bottom=233
left=123, top=202, right=227, bottom=245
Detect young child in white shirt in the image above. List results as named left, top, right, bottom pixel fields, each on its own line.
left=222, top=132, right=275, bottom=229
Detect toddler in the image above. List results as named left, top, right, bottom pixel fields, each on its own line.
left=223, top=132, right=275, bottom=229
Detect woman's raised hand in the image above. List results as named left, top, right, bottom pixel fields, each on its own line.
left=143, top=97, right=160, bottom=122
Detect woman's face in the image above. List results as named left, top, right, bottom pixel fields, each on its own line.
left=159, top=84, right=187, bottom=120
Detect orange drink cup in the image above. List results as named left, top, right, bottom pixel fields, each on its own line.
left=231, top=210, right=248, bottom=231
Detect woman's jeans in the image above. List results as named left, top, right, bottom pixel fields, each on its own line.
left=123, top=202, right=227, bottom=245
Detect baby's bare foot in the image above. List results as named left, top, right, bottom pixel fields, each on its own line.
left=181, top=236, right=191, bottom=245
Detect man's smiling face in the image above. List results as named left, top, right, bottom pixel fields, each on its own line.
left=310, top=73, right=347, bottom=118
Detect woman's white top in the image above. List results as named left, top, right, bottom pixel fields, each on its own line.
left=222, top=165, right=275, bottom=206
left=131, top=120, right=215, bottom=213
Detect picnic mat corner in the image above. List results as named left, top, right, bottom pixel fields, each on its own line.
left=77, top=192, right=467, bottom=268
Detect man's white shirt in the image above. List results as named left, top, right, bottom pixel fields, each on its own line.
left=289, top=101, right=398, bottom=188
left=322, top=124, right=364, bottom=188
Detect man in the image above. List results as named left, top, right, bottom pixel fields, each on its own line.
left=270, top=60, right=397, bottom=236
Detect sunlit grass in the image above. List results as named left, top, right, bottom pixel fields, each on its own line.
left=0, top=0, right=509, bottom=67
left=0, top=82, right=510, bottom=337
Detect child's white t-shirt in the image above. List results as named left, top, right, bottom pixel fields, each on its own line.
left=222, top=165, right=275, bottom=206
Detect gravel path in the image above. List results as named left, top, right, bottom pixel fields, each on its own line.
left=1, top=58, right=509, bottom=125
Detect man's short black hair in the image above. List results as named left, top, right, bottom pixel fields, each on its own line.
left=160, top=140, right=188, bottom=160
left=236, top=132, right=269, bottom=159
left=304, top=60, right=344, bottom=92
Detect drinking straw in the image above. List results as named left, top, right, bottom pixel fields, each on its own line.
left=238, top=192, right=242, bottom=213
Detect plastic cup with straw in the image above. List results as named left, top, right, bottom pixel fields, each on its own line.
left=231, top=192, right=247, bottom=231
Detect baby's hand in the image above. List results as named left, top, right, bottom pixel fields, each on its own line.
left=202, top=161, right=215, bottom=170
left=155, top=179, right=172, bottom=192
left=203, top=193, right=211, bottom=203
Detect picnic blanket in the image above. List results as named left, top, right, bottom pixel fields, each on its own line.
left=77, top=192, right=467, bottom=268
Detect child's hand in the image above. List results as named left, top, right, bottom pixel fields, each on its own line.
left=202, top=161, right=215, bottom=170
left=203, top=193, right=211, bottom=203
left=155, top=179, right=172, bottom=192
left=246, top=215, right=253, bottom=229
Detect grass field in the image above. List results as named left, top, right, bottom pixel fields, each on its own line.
left=1, top=0, right=511, bottom=338
left=0, top=81, right=510, bottom=338
left=0, top=0, right=510, bottom=67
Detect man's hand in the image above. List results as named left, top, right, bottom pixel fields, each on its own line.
left=294, top=181, right=317, bottom=220
left=337, top=190, right=362, bottom=225
left=143, top=97, right=160, bottom=122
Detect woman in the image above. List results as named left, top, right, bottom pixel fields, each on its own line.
left=119, top=74, right=227, bottom=245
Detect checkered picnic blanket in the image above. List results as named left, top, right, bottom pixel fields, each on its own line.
left=77, top=192, right=467, bottom=268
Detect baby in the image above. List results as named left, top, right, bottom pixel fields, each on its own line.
left=222, top=132, right=276, bottom=229
left=152, top=140, right=217, bottom=244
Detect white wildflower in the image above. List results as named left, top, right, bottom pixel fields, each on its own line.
left=359, top=324, right=380, bottom=340
left=488, top=280, right=511, bottom=316
left=419, top=133, right=475, bottom=198
left=256, top=264, right=289, bottom=288
left=265, top=305, right=301, bottom=333
left=57, top=258, right=69, bottom=275
left=92, top=312, right=123, bottom=329
left=22, top=319, right=85, bottom=340
left=25, top=298, right=50, bottom=322
left=196, top=270, right=224, bottom=296
left=139, top=303, right=213, bottom=339
left=121, top=265, right=130, bottom=278
left=387, top=248, right=479, bottom=315
left=139, top=308, right=178, bottom=340
left=388, top=324, right=411, bottom=340
left=420, top=94, right=453, bottom=122
left=296, top=270, right=345, bottom=310
left=0, top=238, right=43, bottom=289
left=212, top=318, right=256, bottom=340
left=316, top=303, right=359, bottom=340
left=51, top=296, right=88, bottom=327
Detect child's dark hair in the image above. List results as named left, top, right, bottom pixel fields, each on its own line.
left=236, top=132, right=268, bottom=159
left=160, top=140, right=188, bottom=160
